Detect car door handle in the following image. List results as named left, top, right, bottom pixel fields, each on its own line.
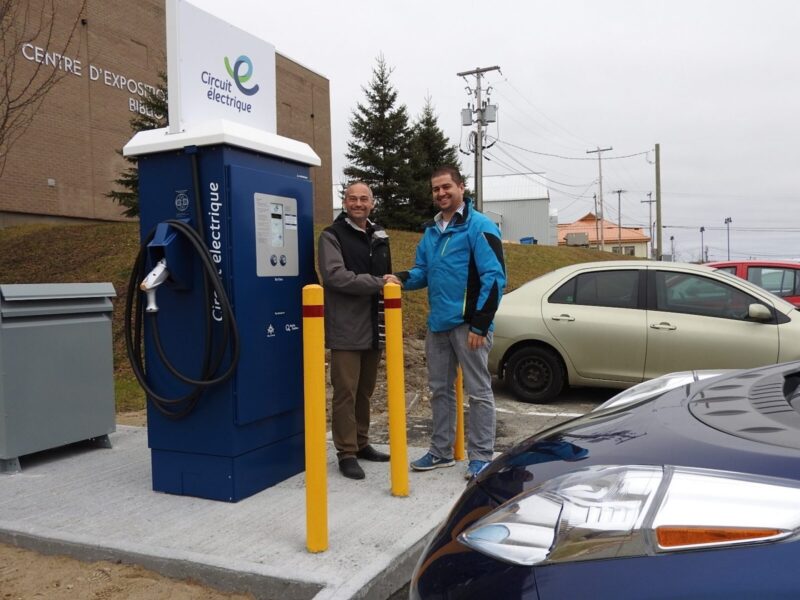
left=551, top=314, right=576, bottom=322
left=650, top=322, right=677, bottom=330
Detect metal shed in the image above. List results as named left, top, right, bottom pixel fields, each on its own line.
left=481, top=175, right=552, bottom=244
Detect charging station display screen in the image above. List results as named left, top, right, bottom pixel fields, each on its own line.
left=254, top=193, right=298, bottom=277
left=270, top=203, right=284, bottom=247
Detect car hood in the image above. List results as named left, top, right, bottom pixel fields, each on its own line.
left=476, top=361, right=800, bottom=506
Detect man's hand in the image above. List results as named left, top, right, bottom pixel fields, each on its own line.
left=383, top=274, right=402, bottom=286
left=467, top=331, right=487, bottom=350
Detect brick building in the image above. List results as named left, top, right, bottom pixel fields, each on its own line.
left=1, top=0, right=332, bottom=227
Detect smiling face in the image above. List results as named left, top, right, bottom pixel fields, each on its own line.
left=343, top=182, right=374, bottom=228
left=431, top=173, right=465, bottom=218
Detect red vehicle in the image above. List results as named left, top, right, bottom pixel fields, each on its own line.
left=708, top=260, right=800, bottom=308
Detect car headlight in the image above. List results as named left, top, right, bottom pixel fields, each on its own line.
left=458, top=465, right=800, bottom=566
left=594, top=370, right=729, bottom=411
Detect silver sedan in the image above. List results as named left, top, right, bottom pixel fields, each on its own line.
left=490, top=260, right=800, bottom=402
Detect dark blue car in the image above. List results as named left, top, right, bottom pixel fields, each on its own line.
left=410, top=362, right=800, bottom=599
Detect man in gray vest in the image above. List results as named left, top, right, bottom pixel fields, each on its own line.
left=317, top=182, right=392, bottom=479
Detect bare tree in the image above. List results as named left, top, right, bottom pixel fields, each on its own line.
left=0, top=0, right=86, bottom=177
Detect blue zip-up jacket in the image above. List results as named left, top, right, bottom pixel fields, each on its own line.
left=396, top=199, right=506, bottom=335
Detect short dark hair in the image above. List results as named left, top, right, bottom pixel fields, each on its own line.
left=430, top=165, right=463, bottom=186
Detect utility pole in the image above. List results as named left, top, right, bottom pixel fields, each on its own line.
left=612, top=189, right=625, bottom=254
left=655, top=143, right=662, bottom=259
left=586, top=146, right=613, bottom=252
left=458, top=65, right=500, bottom=212
left=699, top=226, right=705, bottom=263
left=724, top=217, right=732, bottom=260
left=670, top=235, right=675, bottom=260
left=641, top=192, right=655, bottom=258
left=593, top=193, right=600, bottom=250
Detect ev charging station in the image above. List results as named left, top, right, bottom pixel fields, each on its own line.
left=123, top=1, right=321, bottom=502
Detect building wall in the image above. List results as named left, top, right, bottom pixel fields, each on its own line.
left=275, top=54, right=332, bottom=225
left=483, top=198, right=553, bottom=245
left=0, top=0, right=332, bottom=226
left=609, top=242, right=649, bottom=258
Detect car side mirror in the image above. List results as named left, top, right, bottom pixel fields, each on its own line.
left=748, top=303, right=772, bottom=321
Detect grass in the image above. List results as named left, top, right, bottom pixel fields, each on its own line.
left=0, top=221, right=623, bottom=413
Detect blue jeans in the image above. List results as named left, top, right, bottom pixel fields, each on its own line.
left=425, top=324, right=495, bottom=462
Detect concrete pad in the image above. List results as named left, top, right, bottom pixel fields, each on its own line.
left=0, top=426, right=470, bottom=600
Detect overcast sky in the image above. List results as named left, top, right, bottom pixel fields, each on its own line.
left=191, top=0, right=800, bottom=262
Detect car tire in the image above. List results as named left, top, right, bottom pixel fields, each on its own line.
left=505, top=346, right=565, bottom=403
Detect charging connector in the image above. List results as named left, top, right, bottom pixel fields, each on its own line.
left=140, top=258, right=169, bottom=312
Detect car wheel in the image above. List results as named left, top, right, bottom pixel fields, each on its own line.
left=505, top=346, right=565, bottom=403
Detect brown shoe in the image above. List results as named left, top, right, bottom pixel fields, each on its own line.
left=356, top=445, right=390, bottom=462
left=338, top=457, right=365, bottom=480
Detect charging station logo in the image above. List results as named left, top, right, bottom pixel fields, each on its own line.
left=224, top=55, right=259, bottom=96
left=174, top=191, right=189, bottom=213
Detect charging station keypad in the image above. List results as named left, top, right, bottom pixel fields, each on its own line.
left=254, top=193, right=298, bottom=276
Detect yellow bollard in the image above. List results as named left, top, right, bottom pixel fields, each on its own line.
left=454, top=367, right=465, bottom=461
left=302, top=284, right=328, bottom=552
left=384, top=282, right=409, bottom=497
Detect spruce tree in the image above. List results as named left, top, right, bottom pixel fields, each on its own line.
left=344, top=55, right=416, bottom=229
left=408, top=96, right=462, bottom=229
left=107, top=73, right=168, bottom=217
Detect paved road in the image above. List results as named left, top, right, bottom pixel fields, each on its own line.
left=397, top=380, right=617, bottom=453
left=493, top=381, right=615, bottom=451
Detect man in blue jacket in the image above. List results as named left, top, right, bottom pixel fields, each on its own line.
left=393, top=166, right=506, bottom=479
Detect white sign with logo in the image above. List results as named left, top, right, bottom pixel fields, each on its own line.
left=166, top=0, right=277, bottom=135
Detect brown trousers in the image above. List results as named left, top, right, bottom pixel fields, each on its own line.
left=330, top=348, right=381, bottom=460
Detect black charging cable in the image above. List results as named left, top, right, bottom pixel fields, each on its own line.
left=124, top=219, right=240, bottom=419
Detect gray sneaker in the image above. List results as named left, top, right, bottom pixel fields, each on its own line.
left=410, top=452, right=455, bottom=471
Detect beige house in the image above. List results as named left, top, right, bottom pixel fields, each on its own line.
left=558, top=213, right=651, bottom=257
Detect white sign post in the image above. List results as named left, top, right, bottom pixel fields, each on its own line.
left=126, top=0, right=316, bottom=166
left=166, top=0, right=277, bottom=135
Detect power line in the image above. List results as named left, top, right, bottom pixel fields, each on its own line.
left=483, top=150, right=596, bottom=203
left=489, top=88, right=583, bottom=155
left=663, top=224, right=800, bottom=232
left=493, top=138, right=651, bottom=161
left=495, top=78, right=594, bottom=149
left=654, top=190, right=800, bottom=200
left=704, top=245, right=800, bottom=259
left=490, top=143, right=595, bottom=188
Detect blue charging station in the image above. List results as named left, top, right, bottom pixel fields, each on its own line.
left=124, top=122, right=320, bottom=502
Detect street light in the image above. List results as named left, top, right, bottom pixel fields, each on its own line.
left=724, top=217, right=732, bottom=260
left=699, top=226, right=705, bottom=263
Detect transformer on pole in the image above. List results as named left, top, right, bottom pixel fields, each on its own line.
left=457, top=66, right=500, bottom=211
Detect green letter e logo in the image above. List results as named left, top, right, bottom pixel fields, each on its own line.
left=224, top=55, right=259, bottom=96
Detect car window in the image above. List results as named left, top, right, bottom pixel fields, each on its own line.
left=549, top=270, right=638, bottom=308
left=714, top=266, right=737, bottom=275
left=655, top=271, right=762, bottom=320
left=747, top=267, right=799, bottom=297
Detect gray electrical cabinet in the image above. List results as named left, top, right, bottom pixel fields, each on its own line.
left=0, top=283, right=117, bottom=473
